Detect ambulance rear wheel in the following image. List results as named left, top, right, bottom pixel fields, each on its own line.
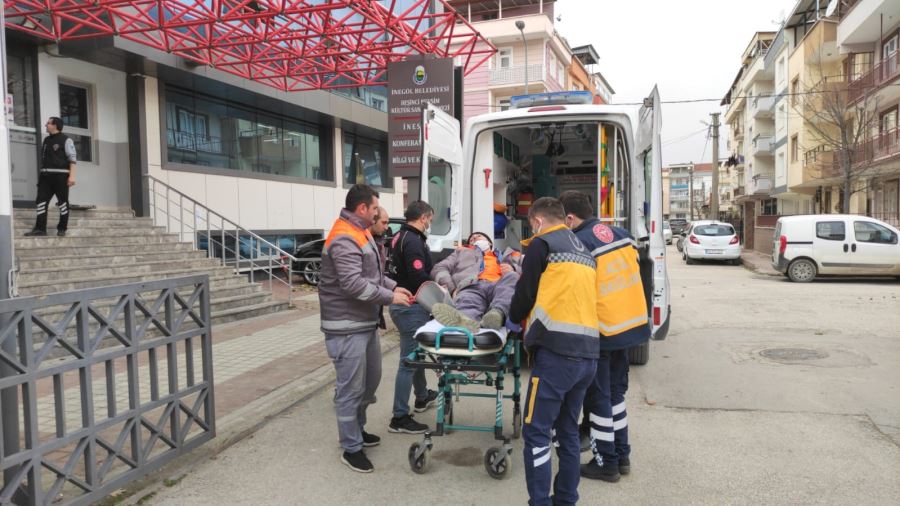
left=484, top=447, right=511, bottom=479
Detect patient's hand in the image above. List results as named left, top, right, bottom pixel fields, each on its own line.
left=500, top=264, right=514, bottom=275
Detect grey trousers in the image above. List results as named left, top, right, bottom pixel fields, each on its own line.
left=454, top=272, right=519, bottom=321
left=325, top=330, right=382, bottom=453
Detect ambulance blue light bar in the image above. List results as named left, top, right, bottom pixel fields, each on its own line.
left=509, top=91, right=594, bottom=109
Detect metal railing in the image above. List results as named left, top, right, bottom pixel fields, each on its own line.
left=489, top=64, right=545, bottom=86
left=146, top=175, right=298, bottom=306
left=0, top=275, right=214, bottom=505
left=848, top=51, right=900, bottom=103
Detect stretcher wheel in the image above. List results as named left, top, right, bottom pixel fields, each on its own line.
left=408, top=442, right=429, bottom=474
left=484, top=447, right=511, bottom=480
left=512, top=410, right=521, bottom=440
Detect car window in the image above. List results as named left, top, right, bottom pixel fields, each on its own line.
left=854, top=221, right=898, bottom=244
left=693, top=225, right=734, bottom=236
left=663, top=221, right=671, bottom=229
left=816, top=221, right=845, bottom=241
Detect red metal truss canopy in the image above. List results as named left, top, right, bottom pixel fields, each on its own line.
left=4, top=0, right=495, bottom=91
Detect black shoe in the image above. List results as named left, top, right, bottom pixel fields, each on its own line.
left=362, top=431, right=381, bottom=447
left=581, top=460, right=621, bottom=482
left=618, top=456, right=630, bottom=475
left=341, top=450, right=374, bottom=473
left=413, top=390, right=438, bottom=413
left=388, top=414, right=428, bottom=434
left=56, top=230, right=66, bottom=237
left=24, top=229, right=46, bottom=237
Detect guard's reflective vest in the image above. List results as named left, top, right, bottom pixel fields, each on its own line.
left=572, top=219, right=651, bottom=350
left=522, top=224, right=600, bottom=358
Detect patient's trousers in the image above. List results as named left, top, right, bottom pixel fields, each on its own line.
left=454, top=272, right=519, bottom=320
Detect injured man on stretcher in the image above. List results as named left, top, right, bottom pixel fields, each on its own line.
left=428, top=232, right=522, bottom=333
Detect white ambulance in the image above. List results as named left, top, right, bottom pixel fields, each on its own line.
left=418, top=89, right=670, bottom=364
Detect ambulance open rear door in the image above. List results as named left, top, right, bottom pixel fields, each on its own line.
left=420, top=103, right=464, bottom=256
left=636, top=86, right=671, bottom=341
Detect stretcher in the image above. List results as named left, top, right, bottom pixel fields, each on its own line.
left=404, top=320, right=522, bottom=479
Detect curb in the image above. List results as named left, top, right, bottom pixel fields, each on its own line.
left=740, top=256, right=781, bottom=277
left=114, top=331, right=401, bottom=505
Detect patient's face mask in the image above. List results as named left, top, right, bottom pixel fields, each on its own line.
left=472, top=239, right=491, bottom=252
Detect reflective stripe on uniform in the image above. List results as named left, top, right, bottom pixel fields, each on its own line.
left=598, top=314, right=651, bottom=334
left=321, top=318, right=378, bottom=332
left=591, top=238, right=637, bottom=257
left=529, top=306, right=600, bottom=338
left=40, top=169, right=70, bottom=174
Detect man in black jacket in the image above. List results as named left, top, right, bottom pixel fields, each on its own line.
left=25, top=117, right=77, bottom=237
left=387, top=200, right=438, bottom=434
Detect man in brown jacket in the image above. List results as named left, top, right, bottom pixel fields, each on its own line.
left=319, top=184, right=412, bottom=473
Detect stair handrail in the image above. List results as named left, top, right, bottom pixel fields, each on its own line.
left=145, top=174, right=299, bottom=307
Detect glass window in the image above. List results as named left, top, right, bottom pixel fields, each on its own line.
left=816, top=221, right=845, bottom=241
left=164, top=86, right=328, bottom=181
left=694, top=225, right=734, bottom=236
left=58, top=82, right=93, bottom=162
left=343, top=132, right=390, bottom=188
left=498, top=47, right=512, bottom=69
left=426, top=156, right=452, bottom=235
left=854, top=221, right=897, bottom=244
left=7, top=51, right=35, bottom=128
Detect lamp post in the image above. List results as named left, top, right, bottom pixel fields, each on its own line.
left=515, top=20, right=528, bottom=95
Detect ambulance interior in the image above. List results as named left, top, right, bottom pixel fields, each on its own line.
left=476, top=121, right=633, bottom=252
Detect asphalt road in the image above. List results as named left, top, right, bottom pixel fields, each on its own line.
left=149, top=246, right=900, bottom=505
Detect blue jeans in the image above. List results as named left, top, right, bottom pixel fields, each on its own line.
left=583, top=349, right=631, bottom=466
left=523, top=348, right=597, bottom=506
left=389, top=303, right=430, bottom=418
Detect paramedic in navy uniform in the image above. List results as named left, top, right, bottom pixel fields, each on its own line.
left=508, top=197, right=599, bottom=506
left=25, top=117, right=77, bottom=237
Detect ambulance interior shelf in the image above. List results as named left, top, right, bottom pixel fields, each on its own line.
left=483, top=121, right=631, bottom=252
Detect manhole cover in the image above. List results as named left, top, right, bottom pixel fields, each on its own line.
left=759, top=347, right=829, bottom=362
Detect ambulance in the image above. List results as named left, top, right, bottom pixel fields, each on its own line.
left=418, top=88, right=670, bottom=364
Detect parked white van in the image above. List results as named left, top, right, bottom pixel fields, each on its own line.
left=772, top=215, right=900, bottom=282
left=418, top=89, right=671, bottom=363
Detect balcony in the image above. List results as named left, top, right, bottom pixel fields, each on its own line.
left=490, top=64, right=546, bottom=87
left=733, top=186, right=745, bottom=197
left=751, top=95, right=775, bottom=119
left=752, top=134, right=774, bottom=157
left=752, top=176, right=773, bottom=194
left=848, top=51, right=900, bottom=103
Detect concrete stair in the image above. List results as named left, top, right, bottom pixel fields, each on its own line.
left=11, top=207, right=290, bottom=354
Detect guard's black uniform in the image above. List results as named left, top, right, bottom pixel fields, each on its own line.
left=34, top=132, right=74, bottom=232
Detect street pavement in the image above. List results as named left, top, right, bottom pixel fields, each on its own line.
left=142, top=246, right=900, bottom=505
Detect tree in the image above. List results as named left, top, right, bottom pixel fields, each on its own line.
left=790, top=48, right=881, bottom=214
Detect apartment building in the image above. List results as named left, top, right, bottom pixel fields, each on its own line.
left=835, top=0, right=900, bottom=226
left=667, top=162, right=713, bottom=220
left=449, top=0, right=608, bottom=121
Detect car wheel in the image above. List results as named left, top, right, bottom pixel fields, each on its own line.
left=684, top=252, right=694, bottom=265
left=787, top=258, right=816, bottom=283
left=303, top=261, right=322, bottom=286
left=676, top=237, right=684, bottom=252
left=628, top=341, right=650, bottom=366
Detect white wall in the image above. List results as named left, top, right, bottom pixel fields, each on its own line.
left=38, top=53, right=130, bottom=207
left=144, top=77, right=403, bottom=234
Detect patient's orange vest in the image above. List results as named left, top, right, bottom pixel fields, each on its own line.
left=478, top=251, right=502, bottom=282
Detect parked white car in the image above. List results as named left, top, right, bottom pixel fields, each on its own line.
left=772, top=215, right=900, bottom=282
left=663, top=221, right=673, bottom=244
left=683, top=221, right=741, bottom=265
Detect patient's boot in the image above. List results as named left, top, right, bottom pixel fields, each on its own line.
left=431, top=303, right=479, bottom=334
left=479, top=309, right=505, bottom=330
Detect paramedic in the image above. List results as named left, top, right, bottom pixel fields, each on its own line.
left=508, top=197, right=599, bottom=506
left=429, top=231, right=522, bottom=332
left=388, top=201, right=438, bottom=435
left=319, top=184, right=412, bottom=473
left=559, top=191, right=651, bottom=483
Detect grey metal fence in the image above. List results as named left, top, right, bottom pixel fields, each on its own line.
left=0, top=275, right=215, bottom=505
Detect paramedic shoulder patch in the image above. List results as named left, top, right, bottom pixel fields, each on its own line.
left=593, top=224, right=614, bottom=244
left=413, top=259, right=424, bottom=270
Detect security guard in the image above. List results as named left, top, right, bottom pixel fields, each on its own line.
left=559, top=191, right=651, bottom=483
left=25, top=117, right=77, bottom=237
left=508, top=197, right=599, bottom=506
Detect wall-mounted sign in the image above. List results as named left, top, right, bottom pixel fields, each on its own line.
left=387, top=57, right=455, bottom=178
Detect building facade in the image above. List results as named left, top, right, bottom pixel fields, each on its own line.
left=666, top=162, right=712, bottom=220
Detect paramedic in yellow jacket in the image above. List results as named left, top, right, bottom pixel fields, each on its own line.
left=508, top=197, right=599, bottom=506
left=559, top=191, right=651, bottom=484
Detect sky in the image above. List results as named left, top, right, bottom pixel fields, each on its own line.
left=555, top=0, right=799, bottom=166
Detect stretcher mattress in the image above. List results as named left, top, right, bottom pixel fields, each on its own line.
left=414, top=319, right=508, bottom=356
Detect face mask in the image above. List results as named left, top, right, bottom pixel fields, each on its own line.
left=473, top=239, right=491, bottom=252
left=532, top=219, right=544, bottom=236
